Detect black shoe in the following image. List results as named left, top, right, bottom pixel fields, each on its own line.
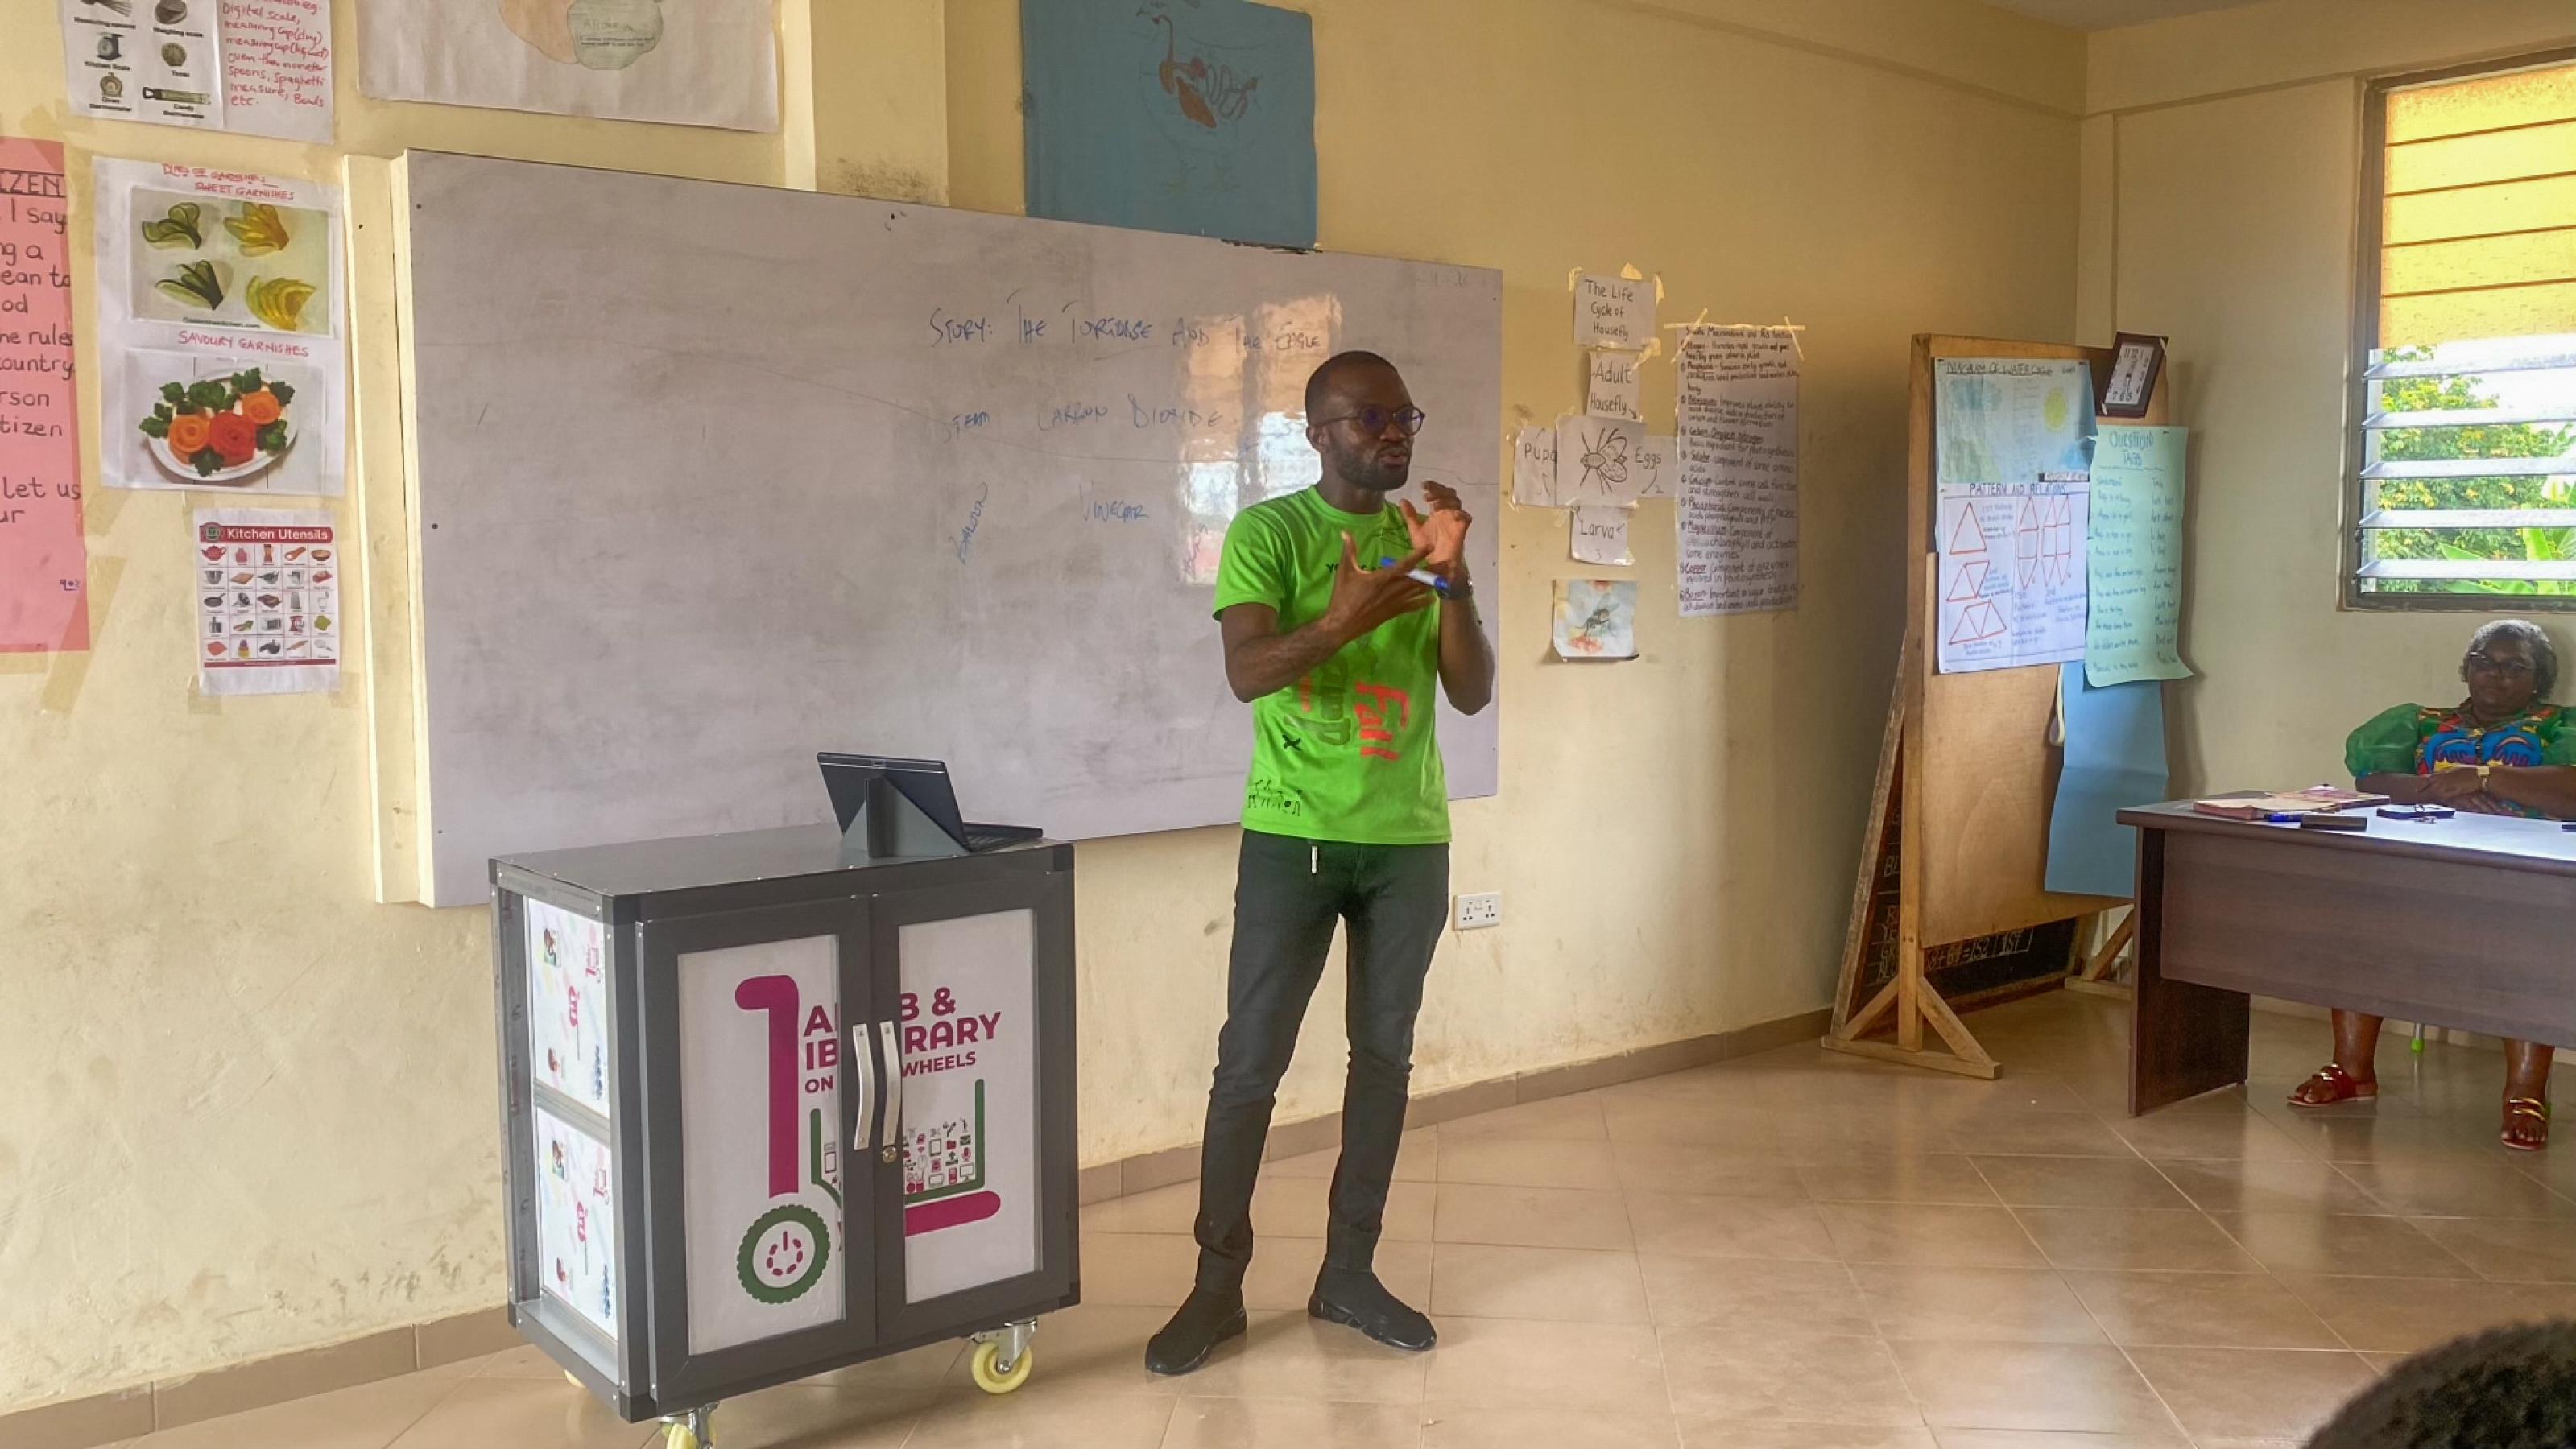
left=1145, top=1286, right=1247, bottom=1375
left=1309, top=1267, right=1436, bottom=1352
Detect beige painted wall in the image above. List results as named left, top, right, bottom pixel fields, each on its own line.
left=0, top=0, right=953, bottom=1410
left=2078, top=1, right=2576, bottom=796
left=2, top=0, right=2082, bottom=1411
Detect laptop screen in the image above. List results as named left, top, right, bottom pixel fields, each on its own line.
left=818, top=753, right=966, bottom=840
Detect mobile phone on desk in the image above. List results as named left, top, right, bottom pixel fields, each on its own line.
left=2378, top=805, right=2454, bottom=821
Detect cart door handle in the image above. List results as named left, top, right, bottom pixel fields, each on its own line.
left=875, top=1020, right=903, bottom=1154
left=850, top=1024, right=879, bottom=1154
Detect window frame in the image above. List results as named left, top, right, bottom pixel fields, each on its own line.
left=2342, top=45, right=2576, bottom=613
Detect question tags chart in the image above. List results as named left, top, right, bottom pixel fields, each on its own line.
left=2083, top=425, right=2189, bottom=686
left=678, top=935, right=846, bottom=1353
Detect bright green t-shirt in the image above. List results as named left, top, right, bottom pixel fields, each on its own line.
left=1212, top=489, right=1449, bottom=845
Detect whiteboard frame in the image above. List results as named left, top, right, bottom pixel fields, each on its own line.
left=368, top=151, right=1503, bottom=906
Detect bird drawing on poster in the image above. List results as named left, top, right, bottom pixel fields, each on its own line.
left=1143, top=6, right=1260, bottom=130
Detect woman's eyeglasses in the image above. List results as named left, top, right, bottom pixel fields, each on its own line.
left=2466, top=651, right=2536, bottom=679
left=1314, top=406, right=1428, bottom=438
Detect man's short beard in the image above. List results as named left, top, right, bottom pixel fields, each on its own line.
left=1338, top=448, right=1411, bottom=493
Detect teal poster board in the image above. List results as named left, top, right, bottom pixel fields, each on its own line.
left=1022, top=0, right=1317, bottom=250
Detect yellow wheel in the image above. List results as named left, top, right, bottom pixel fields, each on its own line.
left=564, top=1371, right=582, bottom=1390
left=661, top=1423, right=698, bottom=1449
left=970, top=1340, right=1035, bottom=1394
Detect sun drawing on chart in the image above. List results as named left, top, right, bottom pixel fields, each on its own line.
left=1945, top=501, right=2007, bottom=646
left=1576, top=425, right=1632, bottom=497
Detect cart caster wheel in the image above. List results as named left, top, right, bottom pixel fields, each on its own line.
left=661, top=1404, right=716, bottom=1449
left=970, top=1339, right=1034, bottom=1394
left=563, top=1371, right=582, bottom=1390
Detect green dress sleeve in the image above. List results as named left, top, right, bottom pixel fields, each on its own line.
left=2346, top=704, right=2429, bottom=780
left=2540, top=707, right=2576, bottom=766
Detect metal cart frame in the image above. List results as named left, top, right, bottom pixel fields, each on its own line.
left=490, top=828, right=1081, bottom=1445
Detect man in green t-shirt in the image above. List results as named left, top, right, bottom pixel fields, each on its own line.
left=1147, top=351, right=1495, bottom=1375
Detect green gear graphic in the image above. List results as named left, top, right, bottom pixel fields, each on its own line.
left=736, top=1203, right=831, bottom=1305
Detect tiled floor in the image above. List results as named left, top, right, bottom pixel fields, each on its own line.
left=113, top=992, right=2576, bottom=1449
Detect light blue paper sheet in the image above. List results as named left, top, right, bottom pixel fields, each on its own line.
left=2046, top=663, right=2169, bottom=898
left=1022, top=0, right=1317, bottom=250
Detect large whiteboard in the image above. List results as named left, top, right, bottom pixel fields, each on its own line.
left=399, top=151, right=1502, bottom=906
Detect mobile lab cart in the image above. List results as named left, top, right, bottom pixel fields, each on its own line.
left=490, top=825, right=1079, bottom=1449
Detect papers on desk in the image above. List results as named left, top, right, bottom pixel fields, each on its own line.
left=2189, top=786, right=2389, bottom=820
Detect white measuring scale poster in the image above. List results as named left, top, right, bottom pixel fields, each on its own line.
left=677, top=935, right=845, bottom=1352
left=898, top=909, right=1039, bottom=1302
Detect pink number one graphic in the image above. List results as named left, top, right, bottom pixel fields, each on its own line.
left=734, top=975, right=802, bottom=1199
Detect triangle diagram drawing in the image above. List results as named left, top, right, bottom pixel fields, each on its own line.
left=1946, top=559, right=1990, bottom=602
left=2015, top=500, right=2045, bottom=588
left=1949, top=599, right=2007, bottom=646
left=1946, top=505, right=1989, bottom=555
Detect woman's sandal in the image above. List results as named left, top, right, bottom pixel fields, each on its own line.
left=2288, top=1063, right=2379, bottom=1108
left=2502, top=1096, right=2550, bottom=1152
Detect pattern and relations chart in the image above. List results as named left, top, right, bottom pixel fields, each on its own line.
left=1937, top=482, right=2089, bottom=674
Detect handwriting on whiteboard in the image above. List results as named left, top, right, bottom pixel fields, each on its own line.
left=926, top=303, right=1332, bottom=358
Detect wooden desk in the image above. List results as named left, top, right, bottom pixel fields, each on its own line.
left=2118, top=801, right=2576, bottom=1115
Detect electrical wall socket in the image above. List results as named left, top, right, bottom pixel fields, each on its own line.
left=1453, top=892, right=1502, bottom=931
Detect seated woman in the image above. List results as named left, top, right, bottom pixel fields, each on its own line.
left=2291, top=620, right=2574, bottom=1151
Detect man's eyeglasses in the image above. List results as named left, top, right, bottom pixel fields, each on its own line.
left=2467, top=651, right=2537, bottom=679
left=1313, top=406, right=1428, bottom=438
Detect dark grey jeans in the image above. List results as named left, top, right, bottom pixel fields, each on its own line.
left=1190, top=828, right=1450, bottom=1290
